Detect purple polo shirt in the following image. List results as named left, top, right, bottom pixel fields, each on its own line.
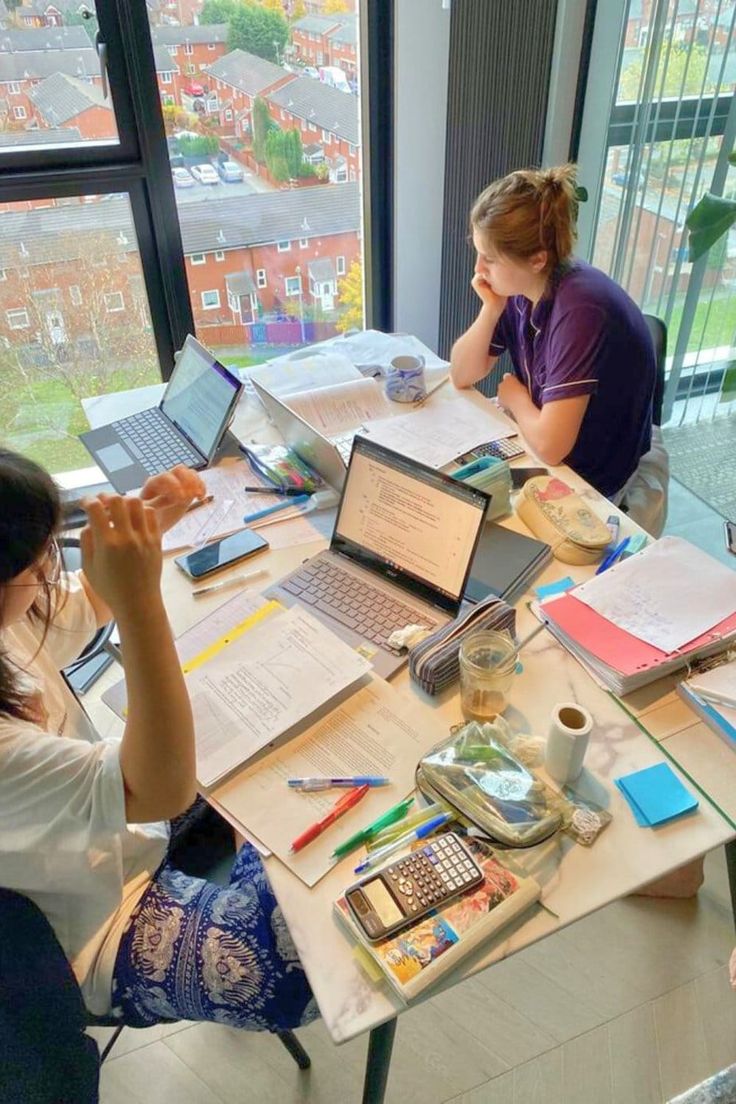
left=490, top=260, right=655, bottom=497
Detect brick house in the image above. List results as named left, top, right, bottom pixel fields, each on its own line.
left=290, top=13, right=357, bottom=78
left=0, top=45, right=100, bottom=125
left=27, top=71, right=114, bottom=140
left=204, top=48, right=293, bottom=135
left=0, top=183, right=361, bottom=352
left=151, top=23, right=227, bottom=106
left=14, top=0, right=162, bottom=27
left=266, top=75, right=359, bottom=182
left=152, top=43, right=181, bottom=106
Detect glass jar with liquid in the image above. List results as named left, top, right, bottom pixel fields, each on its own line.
left=459, top=630, right=518, bottom=720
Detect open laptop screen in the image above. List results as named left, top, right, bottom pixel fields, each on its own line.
left=161, top=335, right=241, bottom=460
left=332, top=436, right=489, bottom=614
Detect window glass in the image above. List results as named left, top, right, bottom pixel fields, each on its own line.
left=148, top=0, right=363, bottom=370
left=0, top=195, right=159, bottom=475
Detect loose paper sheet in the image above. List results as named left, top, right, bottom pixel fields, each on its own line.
left=187, top=605, right=372, bottom=786
left=163, top=460, right=276, bottom=553
left=250, top=351, right=362, bottom=396
left=284, top=378, right=391, bottom=436
left=574, top=536, right=736, bottom=654
left=363, top=391, right=515, bottom=469
left=211, top=676, right=449, bottom=886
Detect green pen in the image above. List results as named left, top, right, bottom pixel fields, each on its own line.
left=330, top=797, right=414, bottom=859
left=366, top=802, right=446, bottom=850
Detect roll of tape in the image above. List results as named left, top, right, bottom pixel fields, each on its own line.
left=544, top=702, right=593, bottom=785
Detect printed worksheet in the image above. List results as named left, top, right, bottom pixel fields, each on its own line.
left=211, top=676, right=449, bottom=886
left=574, top=536, right=736, bottom=654
left=283, top=377, right=391, bottom=436
left=187, top=606, right=372, bottom=786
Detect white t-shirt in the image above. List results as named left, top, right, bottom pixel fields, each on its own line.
left=0, top=573, right=168, bottom=1015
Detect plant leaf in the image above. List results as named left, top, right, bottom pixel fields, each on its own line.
left=728, top=150, right=736, bottom=166
left=686, top=192, right=736, bottom=262
left=575, top=185, right=588, bottom=203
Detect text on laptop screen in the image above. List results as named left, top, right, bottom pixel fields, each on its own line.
left=333, top=438, right=488, bottom=607
left=161, top=340, right=240, bottom=459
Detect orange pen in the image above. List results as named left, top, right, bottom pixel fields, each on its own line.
left=290, top=784, right=370, bottom=853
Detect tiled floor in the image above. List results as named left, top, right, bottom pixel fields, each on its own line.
left=89, top=475, right=736, bottom=1104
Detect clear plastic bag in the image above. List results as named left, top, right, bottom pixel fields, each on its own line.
left=416, top=720, right=563, bottom=848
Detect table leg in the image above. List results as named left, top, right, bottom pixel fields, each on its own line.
left=725, top=839, right=736, bottom=931
left=362, top=1018, right=397, bottom=1104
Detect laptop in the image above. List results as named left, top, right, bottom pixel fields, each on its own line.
left=267, top=435, right=490, bottom=678
left=80, top=335, right=243, bottom=493
left=251, top=376, right=349, bottom=491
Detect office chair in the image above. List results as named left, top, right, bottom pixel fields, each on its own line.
left=58, top=536, right=117, bottom=681
left=642, top=313, right=667, bottom=427
left=0, top=887, right=311, bottom=1104
left=622, top=313, right=669, bottom=537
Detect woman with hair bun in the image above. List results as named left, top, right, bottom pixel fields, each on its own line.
left=450, top=164, right=656, bottom=502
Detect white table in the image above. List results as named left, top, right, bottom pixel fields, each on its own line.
left=86, top=378, right=736, bottom=1104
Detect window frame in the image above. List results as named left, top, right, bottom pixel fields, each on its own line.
left=256, top=268, right=267, bottom=288
left=284, top=275, right=301, bottom=297
left=104, top=291, right=125, bottom=312
left=201, top=289, right=221, bottom=310
left=6, top=309, right=30, bottom=330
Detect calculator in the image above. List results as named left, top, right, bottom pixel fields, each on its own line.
left=345, top=832, right=484, bottom=942
left=457, top=437, right=526, bottom=464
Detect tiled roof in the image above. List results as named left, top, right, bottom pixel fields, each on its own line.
left=0, top=26, right=90, bottom=51
left=152, top=44, right=180, bottom=74
left=268, top=75, right=359, bottom=145
left=152, top=23, right=228, bottom=46
left=206, top=48, right=289, bottom=97
left=0, top=124, right=82, bottom=145
left=27, top=70, right=108, bottom=124
left=226, top=271, right=256, bottom=295
left=17, top=0, right=87, bottom=15
left=328, top=18, right=357, bottom=47
left=0, top=183, right=360, bottom=267
left=0, top=47, right=98, bottom=81
left=292, top=14, right=342, bottom=35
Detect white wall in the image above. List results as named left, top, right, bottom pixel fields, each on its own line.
left=392, top=0, right=451, bottom=352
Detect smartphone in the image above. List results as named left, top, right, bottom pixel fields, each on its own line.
left=510, top=466, right=549, bottom=490
left=345, top=832, right=484, bottom=942
left=725, top=520, right=736, bottom=556
left=174, top=529, right=269, bottom=580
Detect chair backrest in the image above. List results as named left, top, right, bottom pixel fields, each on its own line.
left=0, top=888, right=100, bottom=1103
left=642, top=313, right=667, bottom=427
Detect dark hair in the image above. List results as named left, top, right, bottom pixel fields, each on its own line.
left=0, top=450, right=62, bottom=721
left=471, top=163, right=579, bottom=274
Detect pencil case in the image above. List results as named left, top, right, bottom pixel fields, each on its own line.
left=416, top=721, right=563, bottom=848
left=515, top=476, right=610, bottom=565
left=452, top=456, right=511, bottom=521
left=408, top=594, right=516, bottom=696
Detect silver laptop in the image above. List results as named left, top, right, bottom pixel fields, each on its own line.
left=267, top=435, right=490, bottom=678
left=80, top=335, right=243, bottom=493
left=251, top=376, right=351, bottom=490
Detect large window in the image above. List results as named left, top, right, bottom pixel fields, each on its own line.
left=0, top=0, right=380, bottom=478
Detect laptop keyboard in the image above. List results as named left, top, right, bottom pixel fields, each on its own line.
left=112, top=409, right=202, bottom=474
left=280, top=558, right=437, bottom=648
left=331, top=432, right=357, bottom=464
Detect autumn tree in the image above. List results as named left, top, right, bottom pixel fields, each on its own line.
left=323, top=0, right=348, bottom=12
left=336, top=259, right=363, bottom=332
left=261, top=0, right=285, bottom=14
left=290, top=0, right=307, bottom=19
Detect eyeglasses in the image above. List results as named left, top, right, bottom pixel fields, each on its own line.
left=3, top=539, right=62, bottom=588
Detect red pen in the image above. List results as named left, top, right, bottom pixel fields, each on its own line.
left=290, top=784, right=370, bottom=853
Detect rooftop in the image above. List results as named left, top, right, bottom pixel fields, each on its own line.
left=27, top=71, right=108, bottom=125
left=0, top=46, right=98, bottom=82
left=0, top=124, right=82, bottom=145
left=206, top=48, right=290, bottom=97
left=152, top=43, right=180, bottom=74
left=151, top=23, right=229, bottom=46
left=0, top=26, right=90, bottom=52
left=268, top=75, right=359, bottom=145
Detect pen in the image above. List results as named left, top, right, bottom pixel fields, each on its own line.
left=290, top=784, right=369, bottom=853
left=185, top=494, right=215, bottom=513
left=353, top=812, right=452, bottom=874
left=244, top=494, right=310, bottom=524
left=330, top=796, right=415, bottom=859
left=367, top=803, right=446, bottom=849
left=595, top=535, right=630, bottom=575
left=192, top=568, right=267, bottom=597
left=244, top=486, right=310, bottom=496
left=288, top=776, right=390, bottom=791
left=414, top=375, right=450, bottom=408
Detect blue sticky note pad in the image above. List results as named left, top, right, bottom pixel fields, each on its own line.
left=615, top=763, right=698, bottom=827
left=614, top=778, right=650, bottom=826
left=535, top=576, right=575, bottom=600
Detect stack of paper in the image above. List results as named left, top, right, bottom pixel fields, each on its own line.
left=539, top=537, right=736, bottom=694
left=615, top=763, right=698, bottom=826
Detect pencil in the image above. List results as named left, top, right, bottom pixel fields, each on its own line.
left=414, top=374, right=450, bottom=407
left=185, top=494, right=214, bottom=513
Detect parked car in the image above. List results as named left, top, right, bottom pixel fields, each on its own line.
left=172, top=166, right=194, bottom=189
left=302, top=66, right=319, bottom=79
left=190, top=163, right=219, bottom=185
left=318, top=65, right=351, bottom=93
left=217, top=159, right=244, bottom=183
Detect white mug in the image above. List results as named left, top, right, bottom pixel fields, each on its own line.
left=385, top=354, right=426, bottom=402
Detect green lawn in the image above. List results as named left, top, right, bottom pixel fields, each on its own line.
left=662, top=288, right=736, bottom=355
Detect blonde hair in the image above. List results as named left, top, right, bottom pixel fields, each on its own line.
left=471, top=164, right=578, bottom=273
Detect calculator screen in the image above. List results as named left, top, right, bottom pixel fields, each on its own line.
left=363, top=879, right=403, bottom=926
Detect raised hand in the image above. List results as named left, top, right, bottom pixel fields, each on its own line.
left=139, top=465, right=207, bottom=534
left=80, top=495, right=162, bottom=619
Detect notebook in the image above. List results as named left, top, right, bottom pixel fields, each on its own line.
left=333, top=837, right=539, bottom=1003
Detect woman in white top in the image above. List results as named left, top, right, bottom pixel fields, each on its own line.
left=0, top=450, right=317, bottom=1030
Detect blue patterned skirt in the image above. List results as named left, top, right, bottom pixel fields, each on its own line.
left=112, top=807, right=318, bottom=1032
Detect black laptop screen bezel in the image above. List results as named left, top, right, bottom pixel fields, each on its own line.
left=160, top=335, right=242, bottom=461
left=330, top=436, right=490, bottom=615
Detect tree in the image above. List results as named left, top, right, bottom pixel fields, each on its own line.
left=619, top=43, right=709, bottom=103
left=290, top=0, right=307, bottom=20
left=252, top=95, right=274, bottom=162
left=323, top=0, right=348, bottom=12
left=336, top=259, right=363, bottom=332
left=228, top=1, right=289, bottom=62
left=177, top=133, right=219, bottom=157
left=261, top=0, right=285, bottom=13
left=201, top=0, right=239, bottom=22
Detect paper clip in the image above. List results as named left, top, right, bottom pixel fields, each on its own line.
left=190, top=497, right=236, bottom=549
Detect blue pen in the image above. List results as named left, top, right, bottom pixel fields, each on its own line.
left=288, top=776, right=390, bottom=792
left=353, top=812, right=451, bottom=874
left=243, top=494, right=310, bottom=524
left=595, top=535, right=630, bottom=575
